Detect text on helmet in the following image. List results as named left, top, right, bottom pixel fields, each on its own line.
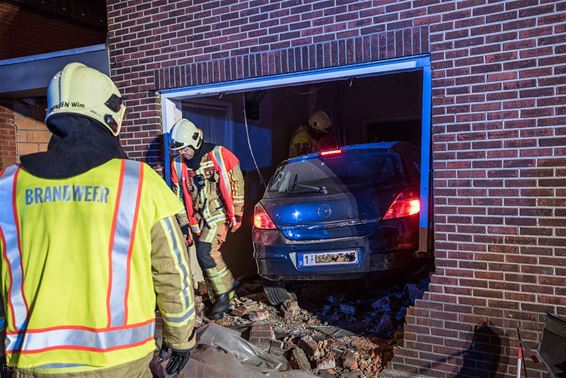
left=49, top=101, right=86, bottom=112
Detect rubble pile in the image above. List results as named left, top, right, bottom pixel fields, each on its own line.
left=194, top=276, right=430, bottom=377
left=315, top=280, right=429, bottom=338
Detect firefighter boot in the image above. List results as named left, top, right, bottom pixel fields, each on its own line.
left=209, top=291, right=234, bottom=320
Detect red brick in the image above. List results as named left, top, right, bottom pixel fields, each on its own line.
left=0, top=3, right=105, bottom=60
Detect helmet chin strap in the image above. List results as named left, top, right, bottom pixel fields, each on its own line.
left=104, top=115, right=119, bottom=134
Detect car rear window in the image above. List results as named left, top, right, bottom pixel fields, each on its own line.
left=267, top=149, right=404, bottom=196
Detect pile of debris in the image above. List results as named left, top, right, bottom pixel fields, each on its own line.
left=192, top=276, right=430, bottom=377
left=315, top=279, right=429, bottom=338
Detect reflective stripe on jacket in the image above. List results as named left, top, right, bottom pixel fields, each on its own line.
left=0, top=159, right=191, bottom=373
left=172, top=157, right=200, bottom=235
left=171, top=146, right=244, bottom=234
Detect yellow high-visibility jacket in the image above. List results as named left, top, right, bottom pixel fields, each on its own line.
left=0, top=159, right=195, bottom=374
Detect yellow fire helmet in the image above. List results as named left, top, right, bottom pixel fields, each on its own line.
left=308, top=110, right=332, bottom=133
left=170, top=119, right=203, bottom=151
left=45, top=62, right=126, bottom=136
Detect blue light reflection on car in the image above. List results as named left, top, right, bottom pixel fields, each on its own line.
left=283, top=230, right=297, bottom=239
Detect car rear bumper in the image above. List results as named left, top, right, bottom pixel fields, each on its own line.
left=256, top=248, right=416, bottom=281
left=253, top=217, right=419, bottom=281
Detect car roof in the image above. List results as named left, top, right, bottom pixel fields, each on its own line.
left=285, top=141, right=408, bottom=164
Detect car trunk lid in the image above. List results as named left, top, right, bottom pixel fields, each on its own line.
left=261, top=185, right=402, bottom=240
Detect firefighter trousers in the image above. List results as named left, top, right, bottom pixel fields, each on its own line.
left=195, top=223, right=235, bottom=301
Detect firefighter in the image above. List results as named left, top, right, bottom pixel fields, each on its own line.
left=169, top=119, right=245, bottom=320
left=0, top=63, right=195, bottom=376
left=288, top=110, right=332, bottom=158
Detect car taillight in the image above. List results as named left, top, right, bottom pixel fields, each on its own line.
left=254, top=204, right=276, bottom=229
left=383, top=191, right=421, bottom=220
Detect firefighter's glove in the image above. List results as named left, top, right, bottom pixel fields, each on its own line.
left=185, top=234, right=194, bottom=247
left=160, top=343, right=192, bottom=375
left=230, top=216, right=242, bottom=233
left=180, top=224, right=193, bottom=247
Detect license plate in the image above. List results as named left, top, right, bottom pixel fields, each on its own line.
left=299, top=250, right=358, bottom=267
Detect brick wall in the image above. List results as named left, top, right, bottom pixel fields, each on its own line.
left=0, top=2, right=105, bottom=60
left=106, top=1, right=566, bottom=376
left=0, top=98, right=49, bottom=169
left=13, top=99, right=50, bottom=156
left=0, top=100, right=16, bottom=169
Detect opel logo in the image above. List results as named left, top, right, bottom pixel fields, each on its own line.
left=317, top=205, right=332, bottom=218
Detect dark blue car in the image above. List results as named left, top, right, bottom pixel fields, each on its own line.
left=252, top=142, right=423, bottom=305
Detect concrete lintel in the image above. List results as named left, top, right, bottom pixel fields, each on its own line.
left=0, top=44, right=109, bottom=98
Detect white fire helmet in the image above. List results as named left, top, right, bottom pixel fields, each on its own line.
left=45, top=62, right=126, bottom=136
left=308, top=110, right=332, bottom=133
left=170, top=119, right=203, bottom=151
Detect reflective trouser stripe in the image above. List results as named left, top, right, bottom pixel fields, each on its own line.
left=203, top=213, right=226, bottom=229
left=5, top=321, right=155, bottom=353
left=208, top=214, right=227, bottom=223
left=201, top=205, right=226, bottom=238
left=107, top=160, right=143, bottom=327
left=0, top=165, right=28, bottom=332
left=202, top=224, right=217, bottom=243
left=205, top=265, right=234, bottom=297
left=208, top=266, right=229, bottom=280
left=199, top=223, right=233, bottom=299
